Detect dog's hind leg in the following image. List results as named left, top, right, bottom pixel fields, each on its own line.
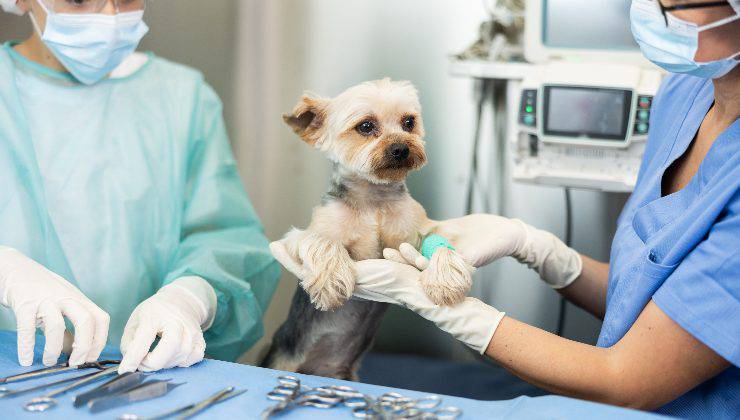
left=261, top=288, right=388, bottom=380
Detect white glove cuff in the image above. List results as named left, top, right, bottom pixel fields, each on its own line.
left=161, top=277, right=217, bottom=330
left=516, top=222, right=583, bottom=289
left=417, top=298, right=505, bottom=354
left=476, top=308, right=506, bottom=354
left=0, top=247, right=29, bottom=306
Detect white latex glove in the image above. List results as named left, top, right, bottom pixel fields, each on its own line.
left=0, top=247, right=110, bottom=367
left=431, top=214, right=582, bottom=289
left=270, top=241, right=504, bottom=354
left=119, top=276, right=216, bottom=373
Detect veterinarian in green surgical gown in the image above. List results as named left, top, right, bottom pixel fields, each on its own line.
left=0, top=4, right=279, bottom=370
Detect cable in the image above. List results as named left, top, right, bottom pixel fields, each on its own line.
left=556, top=187, right=573, bottom=337
left=465, top=79, right=494, bottom=215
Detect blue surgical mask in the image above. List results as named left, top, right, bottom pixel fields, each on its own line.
left=631, top=0, right=739, bottom=79
left=30, top=0, right=149, bottom=85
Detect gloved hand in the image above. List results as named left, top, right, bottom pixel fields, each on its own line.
left=430, top=214, right=582, bottom=289
left=119, top=276, right=216, bottom=373
left=0, top=247, right=110, bottom=367
left=270, top=241, right=504, bottom=354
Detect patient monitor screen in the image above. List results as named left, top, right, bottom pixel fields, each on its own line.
left=543, top=0, right=637, bottom=50
left=544, top=86, right=632, bottom=141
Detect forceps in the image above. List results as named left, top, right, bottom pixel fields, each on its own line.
left=262, top=375, right=344, bottom=418
left=0, top=359, right=120, bottom=384
left=0, top=370, right=103, bottom=399
left=368, top=392, right=461, bottom=420
left=119, top=386, right=247, bottom=420
left=24, top=366, right=119, bottom=412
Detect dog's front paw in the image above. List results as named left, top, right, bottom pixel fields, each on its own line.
left=303, top=266, right=356, bottom=311
left=419, top=248, right=473, bottom=306
left=296, top=235, right=357, bottom=311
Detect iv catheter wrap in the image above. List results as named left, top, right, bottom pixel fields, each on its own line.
left=421, top=234, right=455, bottom=259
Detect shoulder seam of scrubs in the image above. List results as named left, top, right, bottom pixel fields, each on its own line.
left=653, top=289, right=739, bottom=366
left=713, top=245, right=740, bottom=280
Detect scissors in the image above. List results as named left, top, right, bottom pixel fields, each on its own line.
left=371, top=392, right=461, bottom=419
left=23, top=366, right=119, bottom=412
left=343, top=390, right=462, bottom=419
left=119, top=386, right=247, bottom=420
left=0, top=359, right=120, bottom=385
left=262, top=375, right=463, bottom=420
left=262, top=375, right=346, bottom=418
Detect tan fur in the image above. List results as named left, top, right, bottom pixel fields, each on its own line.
left=279, top=79, right=472, bottom=310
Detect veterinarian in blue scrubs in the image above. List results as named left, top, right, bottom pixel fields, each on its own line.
left=0, top=0, right=279, bottom=373
left=272, top=1, right=739, bottom=417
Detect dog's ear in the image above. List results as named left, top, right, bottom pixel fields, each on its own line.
left=283, top=92, right=329, bottom=145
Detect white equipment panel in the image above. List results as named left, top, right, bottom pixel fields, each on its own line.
left=512, top=62, right=663, bottom=192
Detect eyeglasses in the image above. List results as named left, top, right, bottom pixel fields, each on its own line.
left=43, top=0, right=147, bottom=14
left=657, top=1, right=732, bottom=25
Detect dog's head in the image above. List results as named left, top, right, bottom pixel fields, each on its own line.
left=283, top=78, right=427, bottom=183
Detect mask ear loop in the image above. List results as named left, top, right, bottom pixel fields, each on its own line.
left=666, top=7, right=740, bottom=33
left=29, top=11, right=44, bottom=37
left=695, top=7, right=740, bottom=63
left=698, top=11, right=740, bottom=31
left=28, top=0, right=53, bottom=37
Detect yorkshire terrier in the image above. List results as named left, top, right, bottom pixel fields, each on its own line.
left=262, top=79, right=473, bottom=379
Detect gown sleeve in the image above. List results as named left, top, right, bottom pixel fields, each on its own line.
left=163, top=80, right=281, bottom=361
left=653, top=191, right=740, bottom=366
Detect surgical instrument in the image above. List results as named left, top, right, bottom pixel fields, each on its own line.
left=0, top=359, right=119, bottom=384
left=0, top=370, right=103, bottom=399
left=372, top=392, right=462, bottom=420
left=176, top=387, right=246, bottom=420
left=88, top=380, right=183, bottom=414
left=262, top=375, right=348, bottom=418
left=119, top=386, right=247, bottom=420
left=24, top=366, right=119, bottom=412
left=262, top=375, right=463, bottom=420
left=73, top=371, right=147, bottom=407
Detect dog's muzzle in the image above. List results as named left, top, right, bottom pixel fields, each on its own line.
left=386, top=142, right=411, bottom=162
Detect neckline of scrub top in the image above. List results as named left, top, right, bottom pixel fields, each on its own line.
left=652, top=78, right=718, bottom=200
left=2, top=41, right=155, bottom=86
left=632, top=79, right=739, bottom=250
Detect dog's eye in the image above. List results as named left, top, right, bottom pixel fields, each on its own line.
left=402, top=116, right=415, bottom=132
left=356, top=120, right=376, bottom=135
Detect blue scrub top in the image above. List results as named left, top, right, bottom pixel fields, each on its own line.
left=600, top=74, right=738, bottom=418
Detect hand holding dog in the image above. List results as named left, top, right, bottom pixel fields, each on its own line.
left=355, top=258, right=503, bottom=354
left=270, top=240, right=503, bottom=353
left=430, top=214, right=583, bottom=289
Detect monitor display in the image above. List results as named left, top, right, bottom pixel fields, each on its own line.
left=544, top=86, right=632, bottom=141
left=543, top=0, right=638, bottom=50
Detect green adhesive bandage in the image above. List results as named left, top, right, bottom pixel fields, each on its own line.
left=421, top=234, right=455, bottom=259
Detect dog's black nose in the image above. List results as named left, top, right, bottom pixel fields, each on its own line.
left=387, top=143, right=410, bottom=161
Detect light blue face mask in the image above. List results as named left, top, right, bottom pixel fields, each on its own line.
left=30, top=0, right=149, bottom=85
left=631, top=0, right=739, bottom=79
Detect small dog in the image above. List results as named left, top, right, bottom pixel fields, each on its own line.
left=262, top=79, right=473, bottom=379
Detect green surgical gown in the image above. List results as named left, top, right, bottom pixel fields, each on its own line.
left=0, top=42, right=280, bottom=361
